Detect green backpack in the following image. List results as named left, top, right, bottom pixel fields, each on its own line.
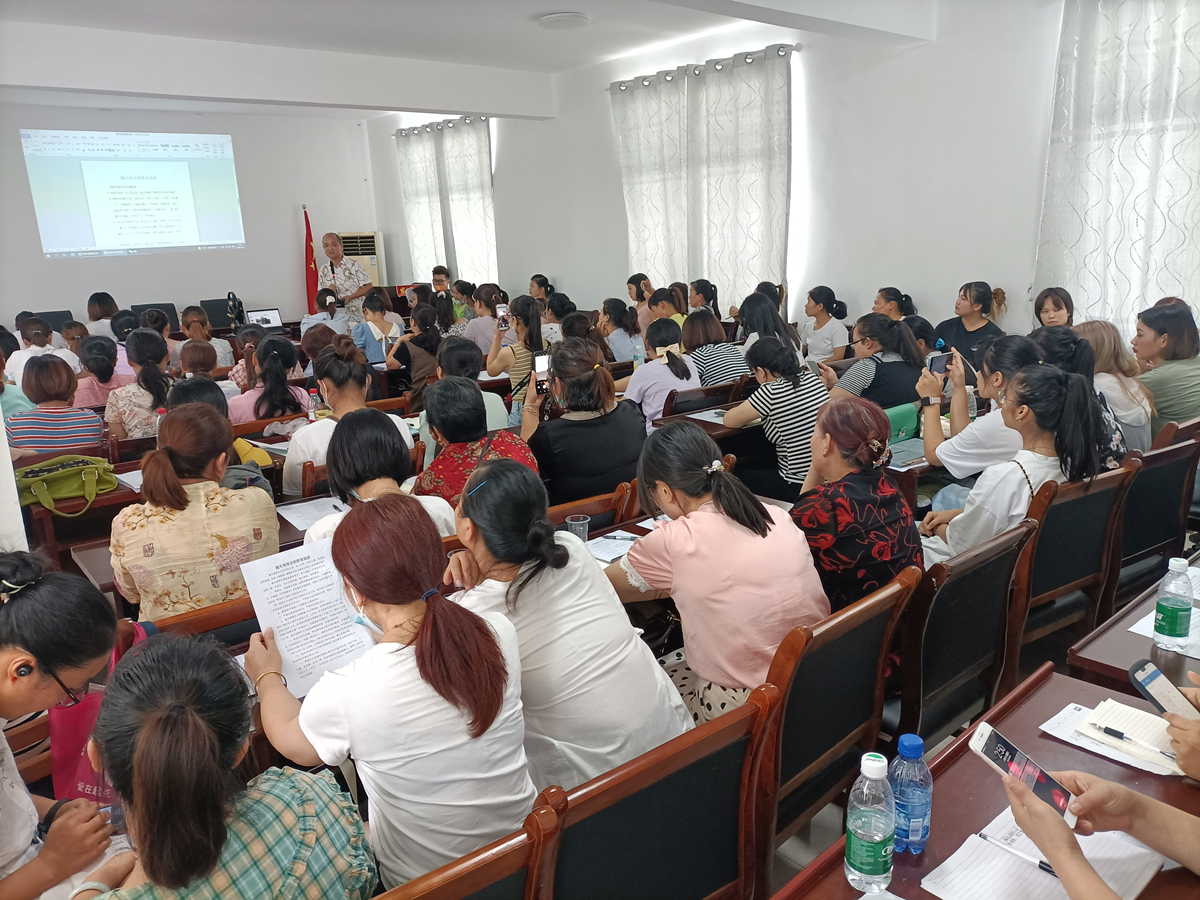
left=14, top=455, right=119, bottom=516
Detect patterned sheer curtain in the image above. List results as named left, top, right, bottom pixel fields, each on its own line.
left=395, top=116, right=498, bottom=284
left=1035, top=0, right=1200, bottom=332
left=610, top=46, right=791, bottom=311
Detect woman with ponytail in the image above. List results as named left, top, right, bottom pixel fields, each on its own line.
left=110, top=403, right=278, bottom=620
left=386, top=304, right=442, bottom=412
left=104, top=327, right=172, bottom=439
left=74, top=335, right=135, bottom=407
left=91, top=639, right=375, bottom=899
left=450, top=459, right=691, bottom=787
left=227, top=335, right=309, bottom=425
left=818, top=313, right=923, bottom=408
left=463, top=283, right=507, bottom=354
left=487, top=295, right=547, bottom=427
left=934, top=281, right=1007, bottom=368
left=689, top=279, right=719, bottom=315
left=249, top=495, right=535, bottom=888
left=451, top=279, right=477, bottom=321
left=792, top=398, right=922, bottom=611
left=682, top=307, right=751, bottom=385
left=739, top=291, right=803, bottom=358
left=801, top=285, right=849, bottom=363
left=873, top=287, right=917, bottom=321
left=920, top=363, right=1104, bottom=564
left=597, top=297, right=644, bottom=362
left=605, top=422, right=828, bottom=723
left=620, top=317, right=698, bottom=434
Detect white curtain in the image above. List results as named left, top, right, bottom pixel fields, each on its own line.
left=1034, top=0, right=1200, bottom=332
left=610, top=46, right=791, bottom=313
left=395, top=116, right=498, bottom=284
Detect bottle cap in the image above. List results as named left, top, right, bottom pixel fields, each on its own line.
left=860, top=752, right=888, bottom=779
left=1170, top=557, right=1188, bottom=574
left=309, top=388, right=318, bottom=395
left=156, top=408, right=166, bottom=415
left=897, top=733, right=924, bottom=759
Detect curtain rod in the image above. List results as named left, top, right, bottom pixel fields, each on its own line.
left=603, top=42, right=802, bottom=94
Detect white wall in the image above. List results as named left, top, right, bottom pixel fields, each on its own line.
left=0, top=103, right=376, bottom=323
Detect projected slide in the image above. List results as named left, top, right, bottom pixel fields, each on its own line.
left=20, top=130, right=246, bottom=258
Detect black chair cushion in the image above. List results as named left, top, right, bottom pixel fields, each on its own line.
left=465, top=869, right=525, bottom=900
left=1117, top=555, right=1166, bottom=607
left=882, top=679, right=987, bottom=744
left=775, top=746, right=860, bottom=836
left=1122, top=457, right=1191, bottom=558
left=1024, top=591, right=1090, bottom=634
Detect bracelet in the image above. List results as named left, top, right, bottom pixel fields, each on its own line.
left=69, top=882, right=112, bottom=899
left=253, top=670, right=286, bottom=692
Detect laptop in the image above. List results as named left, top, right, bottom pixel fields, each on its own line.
left=244, top=308, right=285, bottom=334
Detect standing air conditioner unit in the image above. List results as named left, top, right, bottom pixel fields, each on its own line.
left=338, top=231, right=387, bottom=287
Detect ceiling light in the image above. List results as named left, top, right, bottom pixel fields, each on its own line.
left=537, top=12, right=590, bottom=30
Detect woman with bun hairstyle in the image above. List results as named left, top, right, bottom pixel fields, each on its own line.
left=689, top=279, right=719, bottom=315
left=597, top=297, right=644, bottom=362
left=448, top=458, right=691, bottom=789
left=73, top=335, right=135, bottom=408
left=605, top=422, right=828, bottom=722
left=109, top=403, right=278, bottom=620
left=250, top=495, right=535, bottom=888
left=1133, top=303, right=1200, bottom=437
left=818, top=313, right=923, bottom=408
left=934, top=281, right=1007, bottom=368
left=487, top=295, right=547, bottom=427
left=463, top=283, right=508, bottom=355
left=1075, top=320, right=1153, bottom=453
left=104, top=327, right=171, bottom=440
left=1035, top=287, right=1073, bottom=328
left=801, top=285, right=849, bottom=363
left=226, top=335, right=309, bottom=425
left=792, top=398, right=922, bottom=611
left=386, top=303, right=442, bottom=412
left=682, top=307, right=751, bottom=386
left=873, top=287, right=917, bottom=321
left=619, top=317, right=698, bottom=434
left=0, top=552, right=118, bottom=900
left=451, top=279, right=477, bottom=321
left=282, top=335, right=413, bottom=497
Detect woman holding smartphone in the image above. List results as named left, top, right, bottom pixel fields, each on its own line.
left=487, top=295, right=547, bottom=428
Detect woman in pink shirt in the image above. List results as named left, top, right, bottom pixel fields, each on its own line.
left=227, top=336, right=310, bottom=425
left=606, top=421, right=829, bottom=722
left=73, top=335, right=135, bottom=408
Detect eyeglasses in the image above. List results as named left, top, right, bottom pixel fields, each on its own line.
left=50, top=671, right=84, bottom=708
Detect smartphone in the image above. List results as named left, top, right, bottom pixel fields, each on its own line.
left=928, top=352, right=952, bottom=375
left=101, top=802, right=127, bottom=836
left=806, top=359, right=821, bottom=377
left=533, top=352, right=550, bottom=395
left=495, top=303, right=510, bottom=330
left=1129, top=659, right=1200, bottom=720
left=969, top=723, right=1077, bottom=827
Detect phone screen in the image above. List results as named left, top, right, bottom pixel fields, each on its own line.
left=806, top=360, right=820, bottom=377
left=1131, top=660, right=1200, bottom=719
left=496, top=303, right=509, bottom=330
left=101, top=803, right=127, bottom=835
left=534, top=353, right=550, bottom=395
left=929, top=352, right=951, bottom=375
left=978, top=728, right=1072, bottom=817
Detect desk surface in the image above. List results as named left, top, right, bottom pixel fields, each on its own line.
left=773, top=668, right=1200, bottom=900
left=653, top=401, right=744, bottom=437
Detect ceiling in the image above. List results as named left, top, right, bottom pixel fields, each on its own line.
left=0, top=0, right=741, bottom=74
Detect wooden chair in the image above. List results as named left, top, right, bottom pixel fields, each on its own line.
left=301, top=441, right=426, bottom=498
left=882, top=521, right=1038, bottom=751
left=107, top=434, right=157, bottom=464
left=231, top=411, right=308, bottom=438
left=621, top=455, right=737, bottom=523
left=546, top=483, right=630, bottom=534
left=146, top=596, right=258, bottom=649
left=608, top=359, right=635, bottom=382
left=13, top=443, right=108, bottom=468
left=368, top=392, right=413, bottom=417
left=537, top=684, right=779, bottom=900
left=661, top=376, right=748, bottom=418
left=1004, top=459, right=1140, bottom=695
left=1150, top=415, right=1200, bottom=450
left=376, top=807, right=559, bottom=900
left=5, top=715, right=51, bottom=786
left=754, top=567, right=921, bottom=893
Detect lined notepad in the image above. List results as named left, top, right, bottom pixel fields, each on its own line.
left=587, top=530, right=640, bottom=564
left=1077, top=699, right=1184, bottom=775
left=1039, top=703, right=1175, bottom=776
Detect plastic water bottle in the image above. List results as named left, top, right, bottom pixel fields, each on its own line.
left=155, top=407, right=166, bottom=429
left=307, top=388, right=319, bottom=422
left=965, top=384, right=978, bottom=420
left=889, top=734, right=932, bottom=854
left=632, top=342, right=645, bottom=369
left=845, top=752, right=894, bottom=892
left=1154, top=557, right=1193, bottom=653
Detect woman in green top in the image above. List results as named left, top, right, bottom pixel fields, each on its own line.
left=1132, top=304, right=1200, bottom=438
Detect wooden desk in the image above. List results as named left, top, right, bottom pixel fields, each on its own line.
left=885, top=462, right=933, bottom=512
left=29, top=460, right=142, bottom=568
left=772, top=666, right=1200, bottom=900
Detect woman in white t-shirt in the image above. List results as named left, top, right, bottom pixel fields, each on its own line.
left=446, top=458, right=693, bottom=790
left=920, top=363, right=1105, bottom=565
left=1075, top=320, right=1154, bottom=453
left=799, top=286, right=849, bottom=364
left=247, top=495, right=537, bottom=889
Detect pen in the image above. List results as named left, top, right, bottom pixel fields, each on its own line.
left=978, top=832, right=1057, bottom=878
left=1089, top=723, right=1177, bottom=760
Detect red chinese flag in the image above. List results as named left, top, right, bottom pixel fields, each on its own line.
left=304, top=207, right=318, bottom=314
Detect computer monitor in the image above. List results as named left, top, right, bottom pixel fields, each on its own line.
left=32, top=310, right=75, bottom=334
left=130, top=303, right=180, bottom=332
left=244, top=308, right=284, bottom=333
left=200, top=298, right=240, bottom=331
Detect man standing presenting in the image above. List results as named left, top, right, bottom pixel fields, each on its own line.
left=318, top=232, right=373, bottom=324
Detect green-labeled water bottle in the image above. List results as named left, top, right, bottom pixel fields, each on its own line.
left=845, top=752, right=894, bottom=893
left=1154, top=557, right=1192, bottom=653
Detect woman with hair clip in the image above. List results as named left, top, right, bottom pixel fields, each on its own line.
left=487, top=294, right=547, bottom=427
left=300, top=288, right=351, bottom=336
left=104, top=327, right=172, bottom=439
left=448, top=458, right=691, bottom=788
left=605, top=422, right=828, bottom=723
left=619, top=317, right=698, bottom=434
left=352, top=294, right=405, bottom=369
left=873, top=287, right=917, bottom=321
left=73, top=335, right=135, bottom=408
left=87, top=638, right=376, bottom=899
left=682, top=307, right=750, bottom=386
left=627, top=272, right=653, bottom=332
left=818, top=313, right=923, bottom=408
left=725, top=336, right=830, bottom=500
left=1132, top=303, right=1200, bottom=436
left=739, top=291, right=803, bottom=359
left=1035, top=287, right=1073, bottom=328
left=801, top=285, right=849, bottom=363
left=463, top=283, right=507, bottom=354
left=934, top=281, right=1007, bottom=368
left=1075, top=320, right=1153, bottom=452
left=904, top=315, right=940, bottom=360
left=919, top=363, right=1104, bottom=564
left=109, top=403, right=279, bottom=620
left=559, top=311, right=614, bottom=361
left=385, top=304, right=442, bottom=412
left=283, top=335, right=414, bottom=497
left=226, top=335, right=309, bottom=425
left=597, top=297, right=644, bottom=362
left=689, top=279, right=719, bottom=315
left=179, top=339, right=240, bottom=399
left=0, top=552, right=119, bottom=900
left=647, top=288, right=686, bottom=328
left=792, top=397, right=923, bottom=611
left=250, top=495, right=536, bottom=888
left=521, top=338, right=646, bottom=505
left=452, top=279, right=477, bottom=321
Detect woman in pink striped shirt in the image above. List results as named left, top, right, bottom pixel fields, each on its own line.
left=6, top=355, right=103, bottom=455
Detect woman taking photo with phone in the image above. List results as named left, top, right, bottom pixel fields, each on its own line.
left=487, top=295, right=547, bottom=427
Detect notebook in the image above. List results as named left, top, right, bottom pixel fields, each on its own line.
left=1076, top=698, right=1183, bottom=775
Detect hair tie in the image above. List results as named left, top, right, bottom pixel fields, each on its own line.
left=593, top=363, right=601, bottom=370
left=160, top=445, right=175, bottom=457
left=704, top=459, right=724, bottom=474
left=0, top=579, right=29, bottom=603
left=421, top=588, right=439, bottom=602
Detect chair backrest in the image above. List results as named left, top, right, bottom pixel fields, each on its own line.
left=547, top=483, right=630, bottom=533
left=620, top=454, right=735, bottom=523
left=1121, top=442, right=1200, bottom=565
left=662, top=381, right=739, bottom=418
left=149, top=596, right=258, bottom=648
left=896, top=521, right=1038, bottom=739
left=608, top=359, right=635, bottom=382
left=1151, top=415, right=1200, bottom=450
left=367, top=393, right=413, bottom=417
left=200, top=298, right=239, bottom=330
left=230, top=411, right=308, bottom=437
left=107, top=435, right=157, bottom=464
left=14, top=444, right=108, bottom=469
left=537, top=684, right=779, bottom=900
left=5, top=716, right=52, bottom=786
left=377, top=807, right=559, bottom=900
left=130, top=303, right=180, bottom=331
left=33, top=310, right=74, bottom=334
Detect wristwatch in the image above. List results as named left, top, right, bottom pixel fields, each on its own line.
left=919, top=395, right=940, bottom=409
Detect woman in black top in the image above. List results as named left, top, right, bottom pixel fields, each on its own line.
left=520, top=338, right=646, bottom=507
left=934, top=281, right=1007, bottom=368
left=818, top=313, right=923, bottom=409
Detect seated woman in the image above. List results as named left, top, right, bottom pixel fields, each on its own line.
left=597, top=296, right=644, bottom=362
left=429, top=288, right=467, bottom=338
left=300, top=288, right=351, bottom=336
left=385, top=303, right=441, bottom=411
left=137, top=308, right=177, bottom=358
left=105, top=328, right=171, bottom=440
left=61, top=320, right=88, bottom=359
left=1076, top=320, right=1153, bottom=453
left=873, top=287, right=917, bottom=321
left=521, top=338, right=646, bottom=506
left=559, top=311, right=614, bottom=361
left=819, top=313, right=923, bottom=408
left=283, top=336, right=413, bottom=497
left=414, top=377, right=538, bottom=505
left=352, top=294, right=404, bottom=366
left=109, top=403, right=279, bottom=620
left=800, top=286, right=849, bottom=364
left=920, top=363, right=1103, bottom=565
left=903, top=315, right=940, bottom=360
left=724, top=336, right=829, bottom=501
left=934, top=281, right=1006, bottom=369
left=463, top=283, right=506, bottom=355
left=647, top=288, right=686, bottom=328
left=683, top=307, right=751, bottom=386
left=4, top=316, right=81, bottom=387
left=74, top=335, right=135, bottom=408
left=792, top=397, right=923, bottom=611
left=0, top=332, right=34, bottom=421
left=108, top=310, right=139, bottom=378
left=416, top=338, right=509, bottom=467
left=1034, top=287, right=1073, bottom=328
left=300, top=322, right=337, bottom=380
left=621, top=317, right=699, bottom=434
left=450, top=459, right=692, bottom=787
left=249, top=495, right=535, bottom=888
left=165, top=377, right=273, bottom=495
left=689, top=279, right=720, bottom=316
left=179, top=338, right=240, bottom=399
left=170, top=307, right=235, bottom=376
left=604, top=422, right=829, bottom=723
left=0, top=551, right=118, bottom=900
left=6, top=356, right=104, bottom=454
left=227, top=324, right=266, bottom=391
left=1132, top=303, right=1200, bottom=437
left=227, top=336, right=310, bottom=425
left=85, top=291, right=119, bottom=339
left=487, top=294, right=546, bottom=427
left=452, top=279, right=477, bottom=322
left=87, top=638, right=376, bottom=899
left=738, top=291, right=804, bottom=359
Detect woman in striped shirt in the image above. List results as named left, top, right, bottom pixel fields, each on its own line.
left=683, top=308, right=750, bottom=387
left=6, top=355, right=103, bottom=454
